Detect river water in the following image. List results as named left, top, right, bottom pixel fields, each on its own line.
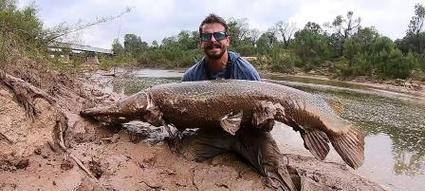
left=91, top=69, right=425, bottom=191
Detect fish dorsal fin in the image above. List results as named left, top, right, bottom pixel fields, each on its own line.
left=326, top=98, right=344, bottom=115
left=220, top=111, right=243, bottom=135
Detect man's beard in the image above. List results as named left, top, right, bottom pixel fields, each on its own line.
left=204, top=43, right=226, bottom=60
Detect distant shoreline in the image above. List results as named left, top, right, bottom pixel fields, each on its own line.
left=261, top=71, right=425, bottom=99
left=96, top=66, right=425, bottom=100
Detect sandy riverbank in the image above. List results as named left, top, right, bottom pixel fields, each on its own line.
left=1, top=61, right=389, bottom=190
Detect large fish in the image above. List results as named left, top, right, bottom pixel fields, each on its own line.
left=81, top=80, right=364, bottom=169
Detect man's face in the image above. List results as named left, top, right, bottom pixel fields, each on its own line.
left=200, top=23, right=230, bottom=60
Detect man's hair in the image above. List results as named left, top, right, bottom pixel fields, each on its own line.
left=198, top=14, right=228, bottom=34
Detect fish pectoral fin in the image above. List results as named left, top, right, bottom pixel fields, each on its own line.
left=252, top=101, right=277, bottom=131
left=329, top=125, right=365, bottom=169
left=144, top=106, right=164, bottom=127
left=220, top=111, right=243, bottom=135
left=300, top=130, right=330, bottom=160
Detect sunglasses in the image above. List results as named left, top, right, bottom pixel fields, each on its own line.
left=200, top=31, right=228, bottom=42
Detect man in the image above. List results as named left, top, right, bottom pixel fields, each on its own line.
left=178, top=14, right=300, bottom=191
left=182, top=14, right=260, bottom=81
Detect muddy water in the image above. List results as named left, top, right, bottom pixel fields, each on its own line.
left=91, top=69, right=425, bottom=191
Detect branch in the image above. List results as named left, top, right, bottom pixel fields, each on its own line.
left=69, top=153, right=97, bottom=179
left=57, top=120, right=97, bottom=180
left=45, top=7, right=132, bottom=42
left=0, top=69, right=56, bottom=119
left=0, top=132, right=15, bottom=144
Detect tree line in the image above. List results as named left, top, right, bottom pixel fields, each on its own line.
left=1, top=0, right=424, bottom=80
left=113, top=4, right=425, bottom=80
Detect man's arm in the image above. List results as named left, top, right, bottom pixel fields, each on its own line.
left=182, top=72, right=192, bottom=81
left=182, top=60, right=206, bottom=81
left=236, top=58, right=261, bottom=81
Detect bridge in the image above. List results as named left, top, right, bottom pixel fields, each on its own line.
left=48, top=42, right=113, bottom=64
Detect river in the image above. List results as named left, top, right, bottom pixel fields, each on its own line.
left=90, top=68, right=425, bottom=191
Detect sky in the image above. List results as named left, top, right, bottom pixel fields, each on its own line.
left=18, top=0, right=424, bottom=49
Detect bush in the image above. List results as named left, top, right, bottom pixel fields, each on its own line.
left=269, top=50, right=295, bottom=73
left=335, top=57, right=353, bottom=78
left=0, top=0, right=46, bottom=64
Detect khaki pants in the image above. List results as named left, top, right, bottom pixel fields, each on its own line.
left=175, top=127, right=301, bottom=191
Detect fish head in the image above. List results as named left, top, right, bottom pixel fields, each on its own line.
left=124, top=92, right=151, bottom=111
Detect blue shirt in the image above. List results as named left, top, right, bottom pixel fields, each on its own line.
left=182, top=51, right=260, bottom=81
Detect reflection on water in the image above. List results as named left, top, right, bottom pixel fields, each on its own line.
left=96, top=69, right=425, bottom=191
left=131, top=68, right=185, bottom=78
left=394, top=149, right=424, bottom=176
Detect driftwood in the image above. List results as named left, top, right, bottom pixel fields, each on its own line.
left=0, top=69, right=55, bottom=119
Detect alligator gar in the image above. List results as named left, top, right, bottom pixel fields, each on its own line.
left=81, top=80, right=364, bottom=169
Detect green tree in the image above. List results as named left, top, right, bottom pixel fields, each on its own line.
left=256, top=31, right=278, bottom=54
left=325, top=11, right=361, bottom=57
left=343, top=38, right=361, bottom=65
left=407, top=4, right=425, bottom=35
left=176, top=30, right=198, bottom=50
left=369, top=37, right=413, bottom=79
left=151, top=40, right=159, bottom=48
left=1, top=0, right=45, bottom=62
left=398, top=3, right=425, bottom=54
left=226, top=18, right=256, bottom=55
left=112, top=38, right=124, bottom=55
left=161, top=36, right=177, bottom=47
left=343, top=27, right=379, bottom=67
left=123, top=33, right=148, bottom=56
left=291, top=22, right=331, bottom=70
left=351, top=27, right=379, bottom=50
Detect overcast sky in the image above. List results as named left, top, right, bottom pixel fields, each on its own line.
left=18, top=0, right=423, bottom=49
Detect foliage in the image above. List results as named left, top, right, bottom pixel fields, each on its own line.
left=111, top=31, right=202, bottom=69
left=268, top=49, right=295, bottom=73
left=256, top=31, right=279, bottom=54
left=108, top=5, right=425, bottom=80
left=0, top=0, right=46, bottom=64
left=0, top=0, right=130, bottom=74
left=2, top=0, right=425, bottom=81
left=291, top=22, right=331, bottom=71
left=112, top=38, right=124, bottom=55
left=325, top=11, right=361, bottom=57
left=396, top=4, right=425, bottom=57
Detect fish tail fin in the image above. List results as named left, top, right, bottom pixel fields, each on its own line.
left=329, top=126, right=365, bottom=169
left=301, top=130, right=330, bottom=160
